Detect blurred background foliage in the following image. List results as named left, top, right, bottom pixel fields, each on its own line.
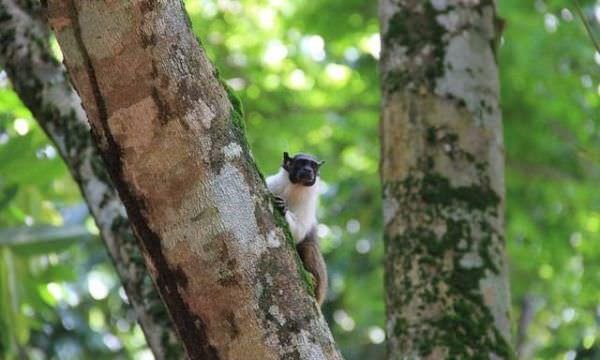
left=0, top=0, right=598, bottom=359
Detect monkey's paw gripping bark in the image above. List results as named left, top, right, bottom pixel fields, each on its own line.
left=273, top=196, right=287, bottom=215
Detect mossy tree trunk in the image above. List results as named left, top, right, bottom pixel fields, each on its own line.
left=44, top=1, right=340, bottom=359
left=0, top=0, right=182, bottom=358
left=378, top=1, right=512, bottom=358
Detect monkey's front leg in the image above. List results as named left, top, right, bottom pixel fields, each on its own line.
left=273, top=196, right=304, bottom=240
left=273, top=195, right=287, bottom=214
left=272, top=197, right=307, bottom=243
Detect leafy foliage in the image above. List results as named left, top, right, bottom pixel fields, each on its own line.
left=0, top=0, right=598, bottom=359
left=501, top=0, right=600, bottom=358
left=0, top=62, right=152, bottom=359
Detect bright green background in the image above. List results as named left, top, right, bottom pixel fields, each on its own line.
left=0, top=0, right=598, bottom=359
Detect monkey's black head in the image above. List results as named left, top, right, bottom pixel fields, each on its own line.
left=282, top=152, right=325, bottom=186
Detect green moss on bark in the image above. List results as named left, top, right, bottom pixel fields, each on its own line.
left=421, top=172, right=500, bottom=211
left=382, top=2, right=445, bottom=92
left=223, top=82, right=245, bottom=133
left=382, top=1, right=501, bottom=96
left=384, top=150, right=511, bottom=357
left=215, top=74, right=316, bottom=297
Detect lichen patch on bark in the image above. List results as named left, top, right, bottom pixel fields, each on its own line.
left=434, top=5, right=500, bottom=128
left=212, top=164, right=264, bottom=254
left=223, top=142, right=243, bottom=160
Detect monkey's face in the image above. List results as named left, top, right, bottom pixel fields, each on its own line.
left=283, top=152, right=324, bottom=186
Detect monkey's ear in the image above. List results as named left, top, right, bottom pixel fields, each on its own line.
left=283, top=152, right=291, bottom=170
left=317, top=160, right=325, bottom=168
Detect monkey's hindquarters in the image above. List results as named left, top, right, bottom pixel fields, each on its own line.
left=297, top=240, right=328, bottom=305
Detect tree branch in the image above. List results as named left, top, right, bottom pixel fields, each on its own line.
left=0, top=0, right=183, bottom=358
left=515, top=294, right=537, bottom=359
left=44, top=0, right=340, bottom=358
left=573, top=0, right=600, bottom=54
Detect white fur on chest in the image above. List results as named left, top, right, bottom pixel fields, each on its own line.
left=266, top=169, right=319, bottom=243
left=282, top=184, right=317, bottom=219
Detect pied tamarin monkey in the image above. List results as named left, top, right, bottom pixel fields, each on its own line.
left=266, top=152, right=327, bottom=305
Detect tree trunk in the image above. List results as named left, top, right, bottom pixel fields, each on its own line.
left=378, top=1, right=512, bottom=358
left=44, top=1, right=340, bottom=359
left=0, top=1, right=182, bottom=358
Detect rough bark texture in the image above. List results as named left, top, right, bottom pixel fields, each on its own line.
left=379, top=0, right=512, bottom=358
left=0, top=1, right=182, bottom=358
left=45, top=1, right=341, bottom=359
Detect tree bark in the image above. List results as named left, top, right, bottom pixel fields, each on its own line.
left=0, top=1, right=182, bottom=358
left=44, top=1, right=340, bottom=359
left=515, top=294, right=536, bottom=360
left=379, top=1, right=512, bottom=358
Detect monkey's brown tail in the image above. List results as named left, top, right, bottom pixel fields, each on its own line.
left=297, top=239, right=328, bottom=306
